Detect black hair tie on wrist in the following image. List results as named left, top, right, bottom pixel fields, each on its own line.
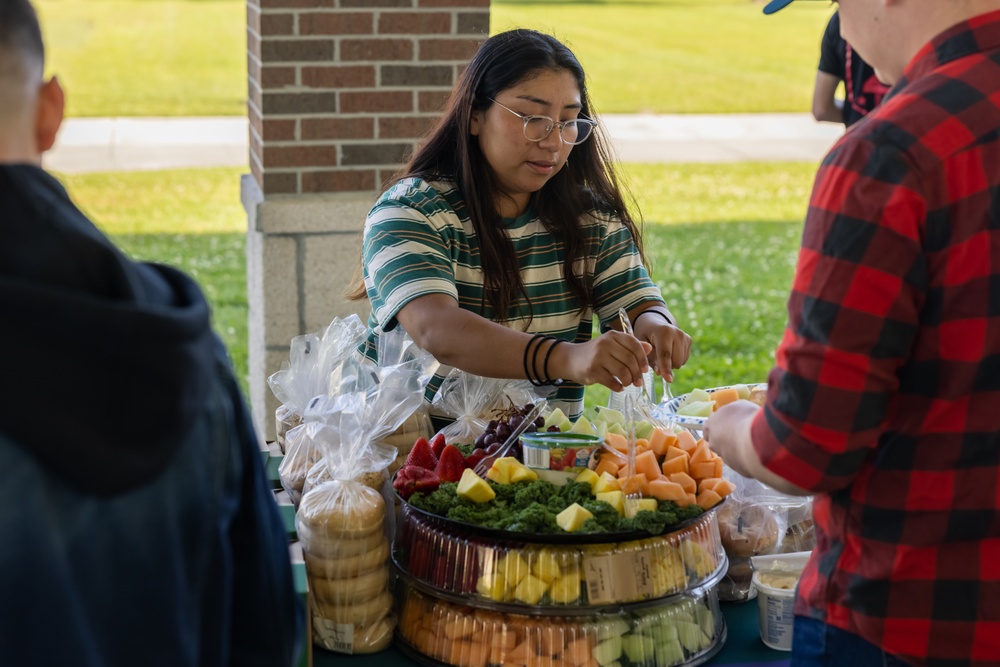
left=523, top=334, right=547, bottom=387
left=632, top=309, right=672, bottom=329
left=542, top=338, right=565, bottom=386
left=531, top=334, right=554, bottom=387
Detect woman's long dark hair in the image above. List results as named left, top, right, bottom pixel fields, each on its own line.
left=347, top=29, right=643, bottom=325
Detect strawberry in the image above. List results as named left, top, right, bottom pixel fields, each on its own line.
left=463, top=449, right=487, bottom=470
left=429, top=433, right=448, bottom=458
left=434, top=444, right=466, bottom=483
left=392, top=465, right=441, bottom=500
left=404, top=437, right=438, bottom=471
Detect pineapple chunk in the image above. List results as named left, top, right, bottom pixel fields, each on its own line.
left=531, top=549, right=565, bottom=584
left=548, top=574, right=582, bottom=604
left=596, top=490, right=626, bottom=516
left=593, top=471, right=622, bottom=493
left=679, top=540, right=715, bottom=578
left=476, top=571, right=507, bottom=601
left=498, top=552, right=531, bottom=586
left=556, top=503, right=594, bottom=533
left=574, top=468, right=600, bottom=489
left=457, top=468, right=497, bottom=503
left=509, top=462, right=539, bottom=483
left=637, top=498, right=658, bottom=512
left=624, top=496, right=657, bottom=518
left=486, top=456, right=520, bottom=484
left=513, top=574, right=549, bottom=605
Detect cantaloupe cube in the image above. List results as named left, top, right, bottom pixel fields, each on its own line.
left=455, top=640, right=489, bottom=667
left=647, top=428, right=677, bottom=457
left=648, top=479, right=687, bottom=503
left=696, top=489, right=724, bottom=511
left=634, top=449, right=660, bottom=480
left=564, top=637, right=593, bottom=666
left=536, top=630, right=560, bottom=657
left=525, top=652, right=550, bottom=667
left=444, top=617, right=475, bottom=639
left=709, top=387, right=741, bottom=410
left=689, top=443, right=712, bottom=465
left=635, top=438, right=650, bottom=453
left=684, top=492, right=697, bottom=507
left=690, top=460, right=716, bottom=481
left=595, top=456, right=620, bottom=478
left=507, top=639, right=533, bottom=663
left=661, top=455, right=689, bottom=477
left=669, top=472, right=697, bottom=495
left=604, top=432, right=628, bottom=453
left=714, top=478, right=736, bottom=497
left=675, top=430, right=699, bottom=453
left=416, top=629, right=435, bottom=654
left=697, top=477, right=723, bottom=494
left=712, top=456, right=724, bottom=478
left=620, top=474, right=649, bottom=497
left=665, top=445, right=690, bottom=463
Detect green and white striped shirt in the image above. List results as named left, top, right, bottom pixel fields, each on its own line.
left=360, top=177, right=665, bottom=418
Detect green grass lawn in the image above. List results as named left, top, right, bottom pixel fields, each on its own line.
left=55, top=163, right=816, bottom=406
left=493, top=0, right=834, bottom=114
left=35, top=0, right=246, bottom=117
left=39, top=0, right=833, bottom=117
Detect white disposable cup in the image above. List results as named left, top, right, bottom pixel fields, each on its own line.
left=752, top=567, right=799, bottom=651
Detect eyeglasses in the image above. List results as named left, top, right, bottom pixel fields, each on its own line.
left=489, top=98, right=596, bottom=146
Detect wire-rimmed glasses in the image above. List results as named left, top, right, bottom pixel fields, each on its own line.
left=489, top=98, right=596, bottom=146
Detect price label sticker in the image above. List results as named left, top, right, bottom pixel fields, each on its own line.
left=313, top=618, right=355, bottom=654
left=583, top=549, right=657, bottom=605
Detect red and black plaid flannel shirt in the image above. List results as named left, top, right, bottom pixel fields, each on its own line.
left=750, top=10, right=1000, bottom=666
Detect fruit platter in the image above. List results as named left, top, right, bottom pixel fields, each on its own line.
left=391, top=403, right=735, bottom=542
left=387, top=400, right=734, bottom=667
left=654, top=383, right=767, bottom=431
left=395, top=565, right=727, bottom=667
left=394, top=501, right=725, bottom=608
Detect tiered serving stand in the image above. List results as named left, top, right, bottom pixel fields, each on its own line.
left=391, top=500, right=729, bottom=667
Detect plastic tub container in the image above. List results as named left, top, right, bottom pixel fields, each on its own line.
left=394, top=503, right=725, bottom=608
left=520, top=432, right=604, bottom=484
left=395, top=568, right=727, bottom=667
left=750, top=551, right=809, bottom=651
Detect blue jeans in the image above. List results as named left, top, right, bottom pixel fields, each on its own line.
left=791, top=616, right=913, bottom=667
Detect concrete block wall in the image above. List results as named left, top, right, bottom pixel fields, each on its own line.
left=243, top=0, right=490, bottom=440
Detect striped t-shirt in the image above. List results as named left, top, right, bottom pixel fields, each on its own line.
left=360, top=177, right=665, bottom=417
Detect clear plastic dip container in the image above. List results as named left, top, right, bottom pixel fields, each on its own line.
left=519, top=432, right=603, bottom=485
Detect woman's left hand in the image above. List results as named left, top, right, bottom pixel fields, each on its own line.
left=633, top=314, right=691, bottom=382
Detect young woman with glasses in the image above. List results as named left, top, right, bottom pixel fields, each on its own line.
left=348, top=29, right=690, bottom=418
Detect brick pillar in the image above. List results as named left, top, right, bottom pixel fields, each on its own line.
left=243, top=0, right=490, bottom=440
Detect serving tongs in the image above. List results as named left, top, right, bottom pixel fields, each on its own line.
left=473, top=399, right=548, bottom=477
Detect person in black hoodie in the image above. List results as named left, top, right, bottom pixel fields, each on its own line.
left=0, top=1, right=304, bottom=664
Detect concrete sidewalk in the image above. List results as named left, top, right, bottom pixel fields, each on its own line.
left=43, top=113, right=844, bottom=174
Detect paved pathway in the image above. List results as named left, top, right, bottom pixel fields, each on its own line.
left=43, top=113, right=845, bottom=174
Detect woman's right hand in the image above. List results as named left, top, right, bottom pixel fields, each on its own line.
left=553, top=331, right=653, bottom=391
